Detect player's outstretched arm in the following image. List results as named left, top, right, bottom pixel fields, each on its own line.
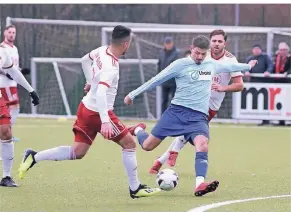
left=125, top=60, right=179, bottom=104
left=214, top=60, right=257, bottom=74
left=4, top=65, right=39, bottom=105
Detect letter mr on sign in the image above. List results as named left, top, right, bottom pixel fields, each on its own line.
left=233, top=83, right=291, bottom=120
left=241, top=87, right=282, bottom=111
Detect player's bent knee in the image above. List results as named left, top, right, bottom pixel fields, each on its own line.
left=117, top=133, right=136, bottom=149
left=142, top=134, right=162, bottom=151
left=142, top=143, right=154, bottom=151
left=194, top=135, right=209, bottom=152
left=75, top=152, right=86, bottom=160
left=142, top=141, right=156, bottom=151
left=0, top=124, right=12, bottom=141
left=73, top=142, right=90, bottom=159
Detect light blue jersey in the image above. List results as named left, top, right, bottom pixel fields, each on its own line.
left=128, top=56, right=250, bottom=115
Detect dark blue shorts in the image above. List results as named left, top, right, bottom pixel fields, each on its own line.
left=151, top=104, right=209, bottom=143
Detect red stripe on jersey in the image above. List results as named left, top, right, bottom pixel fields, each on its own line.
left=106, top=47, right=118, bottom=62
left=99, top=81, right=110, bottom=88
left=0, top=88, right=8, bottom=100
left=3, top=63, right=13, bottom=69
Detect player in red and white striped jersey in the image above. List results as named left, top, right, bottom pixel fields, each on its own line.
left=0, top=42, right=39, bottom=187
left=19, top=25, right=161, bottom=199
left=0, top=25, right=31, bottom=141
left=149, top=30, right=244, bottom=193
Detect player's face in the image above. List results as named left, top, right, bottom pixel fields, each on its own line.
left=121, top=37, right=132, bottom=55
left=4, top=28, right=16, bottom=43
left=252, top=47, right=262, bottom=56
left=190, top=47, right=208, bottom=64
left=210, top=34, right=225, bottom=55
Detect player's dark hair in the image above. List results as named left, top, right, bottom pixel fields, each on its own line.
left=192, top=35, right=210, bottom=50
left=111, top=25, right=132, bottom=45
left=5, top=25, right=16, bottom=30
left=210, top=29, right=228, bottom=41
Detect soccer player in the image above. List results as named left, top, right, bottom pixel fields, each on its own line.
left=124, top=35, right=257, bottom=196
left=0, top=43, right=39, bottom=187
left=18, top=25, right=161, bottom=199
left=149, top=29, right=244, bottom=174
left=0, top=25, right=31, bottom=143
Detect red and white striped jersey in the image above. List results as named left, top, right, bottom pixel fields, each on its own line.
left=0, top=42, right=19, bottom=88
left=82, top=46, right=119, bottom=112
left=208, top=50, right=243, bottom=111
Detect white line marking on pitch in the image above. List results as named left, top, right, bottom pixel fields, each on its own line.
left=188, top=194, right=291, bottom=212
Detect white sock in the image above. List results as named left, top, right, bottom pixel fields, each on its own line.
left=134, top=127, right=143, bottom=136
left=34, top=146, right=76, bottom=162
left=122, top=148, right=140, bottom=191
left=2, top=142, right=14, bottom=178
left=196, top=176, right=205, bottom=188
left=172, top=136, right=187, bottom=152
left=157, top=140, right=176, bottom=164
left=10, top=107, right=20, bottom=125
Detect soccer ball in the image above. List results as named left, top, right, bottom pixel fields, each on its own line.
left=156, top=168, right=179, bottom=191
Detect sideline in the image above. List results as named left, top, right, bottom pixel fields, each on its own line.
left=187, top=194, right=291, bottom=212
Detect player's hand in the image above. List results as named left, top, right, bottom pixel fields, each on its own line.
left=29, top=91, right=40, bottom=106
left=20, top=68, right=31, bottom=75
left=264, top=71, right=270, bottom=77
left=124, top=95, right=133, bottom=105
left=211, top=82, right=225, bottom=92
left=84, top=83, right=91, bottom=93
left=100, top=122, right=114, bottom=139
left=248, top=60, right=258, bottom=69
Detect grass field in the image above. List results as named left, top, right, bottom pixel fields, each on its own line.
left=1, top=118, right=290, bottom=212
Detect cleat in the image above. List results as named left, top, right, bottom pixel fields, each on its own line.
left=130, top=184, right=161, bottom=199
left=0, top=157, right=2, bottom=161
left=149, top=160, right=162, bottom=174
left=128, top=123, right=146, bottom=136
left=167, top=151, right=178, bottom=167
left=0, top=176, right=18, bottom=187
left=18, top=148, right=37, bottom=179
left=194, top=180, right=219, bottom=197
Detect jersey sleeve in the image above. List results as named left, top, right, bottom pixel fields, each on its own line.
left=128, top=59, right=180, bottom=100
left=88, top=49, right=99, bottom=61
left=213, top=60, right=250, bottom=75
left=228, top=57, right=243, bottom=77
left=230, top=71, right=243, bottom=77
left=95, top=64, right=118, bottom=123
left=98, top=65, right=118, bottom=88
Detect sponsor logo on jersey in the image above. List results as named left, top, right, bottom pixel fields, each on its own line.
left=199, top=70, right=211, bottom=75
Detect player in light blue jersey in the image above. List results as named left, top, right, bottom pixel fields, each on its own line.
left=124, top=35, right=257, bottom=196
